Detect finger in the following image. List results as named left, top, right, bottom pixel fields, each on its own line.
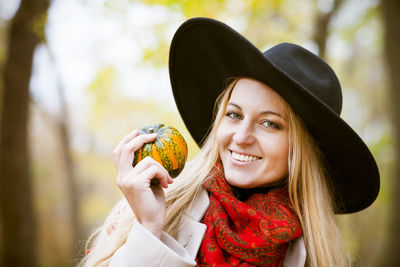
left=116, top=156, right=171, bottom=190
left=113, top=130, right=139, bottom=167
left=140, top=165, right=171, bottom=189
left=130, top=157, right=172, bottom=188
left=113, top=129, right=139, bottom=156
left=133, top=156, right=171, bottom=181
left=118, top=133, right=158, bottom=176
left=118, top=164, right=169, bottom=192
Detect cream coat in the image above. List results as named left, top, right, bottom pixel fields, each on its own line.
left=110, top=188, right=306, bottom=267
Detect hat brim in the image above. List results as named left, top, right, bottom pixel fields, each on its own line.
left=169, top=17, right=379, bottom=214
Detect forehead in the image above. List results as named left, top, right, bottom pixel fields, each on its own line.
left=228, top=78, right=287, bottom=112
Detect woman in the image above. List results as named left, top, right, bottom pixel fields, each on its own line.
left=79, top=18, right=380, bottom=267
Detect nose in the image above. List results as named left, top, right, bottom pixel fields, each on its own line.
left=232, top=122, right=256, bottom=145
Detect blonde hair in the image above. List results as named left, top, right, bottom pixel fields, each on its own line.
left=284, top=97, right=349, bottom=267
left=79, top=77, right=348, bottom=267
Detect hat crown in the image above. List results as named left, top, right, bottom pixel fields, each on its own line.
left=264, top=43, right=342, bottom=115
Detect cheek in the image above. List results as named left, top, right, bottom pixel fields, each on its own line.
left=216, top=128, right=223, bottom=145
left=263, top=136, right=289, bottom=167
left=277, top=138, right=289, bottom=171
left=216, top=122, right=229, bottom=147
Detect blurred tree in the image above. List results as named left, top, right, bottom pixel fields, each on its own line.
left=381, top=0, right=400, bottom=265
left=0, top=19, right=7, bottom=98
left=0, top=0, right=50, bottom=266
left=321, top=1, right=388, bottom=264
left=47, top=45, right=84, bottom=260
left=313, top=0, right=344, bottom=59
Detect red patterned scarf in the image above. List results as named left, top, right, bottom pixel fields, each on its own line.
left=196, top=163, right=302, bottom=267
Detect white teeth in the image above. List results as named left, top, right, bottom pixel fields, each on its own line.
left=232, top=152, right=259, bottom=162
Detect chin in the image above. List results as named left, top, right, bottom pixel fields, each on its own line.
left=225, top=176, right=255, bottom=189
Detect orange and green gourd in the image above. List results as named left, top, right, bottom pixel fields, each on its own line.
left=132, top=123, right=188, bottom=179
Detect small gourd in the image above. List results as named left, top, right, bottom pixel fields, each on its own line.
left=133, top=123, right=188, bottom=180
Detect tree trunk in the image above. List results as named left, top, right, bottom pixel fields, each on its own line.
left=47, top=45, right=83, bottom=258
left=313, top=0, right=344, bottom=59
left=0, top=0, right=50, bottom=266
left=381, top=0, right=400, bottom=265
left=57, top=91, right=84, bottom=258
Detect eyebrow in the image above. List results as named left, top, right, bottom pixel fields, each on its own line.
left=227, top=102, right=285, bottom=119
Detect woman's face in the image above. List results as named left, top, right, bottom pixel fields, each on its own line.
left=216, top=78, right=289, bottom=189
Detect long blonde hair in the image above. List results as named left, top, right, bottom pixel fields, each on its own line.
left=79, top=78, right=348, bottom=267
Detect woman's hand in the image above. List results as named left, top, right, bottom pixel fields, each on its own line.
left=113, top=130, right=173, bottom=238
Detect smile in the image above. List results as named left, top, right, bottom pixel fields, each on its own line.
left=231, top=151, right=261, bottom=162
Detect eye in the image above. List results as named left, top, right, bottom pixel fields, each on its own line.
left=225, top=111, right=242, bottom=120
left=262, top=120, right=280, bottom=129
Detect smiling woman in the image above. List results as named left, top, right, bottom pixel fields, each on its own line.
left=79, top=17, right=380, bottom=267
left=217, top=78, right=290, bottom=189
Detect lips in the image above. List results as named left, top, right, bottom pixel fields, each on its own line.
left=231, top=151, right=261, bottom=162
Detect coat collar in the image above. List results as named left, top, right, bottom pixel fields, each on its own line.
left=184, top=186, right=209, bottom=221
left=175, top=187, right=209, bottom=258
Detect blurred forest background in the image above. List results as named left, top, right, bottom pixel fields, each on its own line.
left=0, top=0, right=399, bottom=266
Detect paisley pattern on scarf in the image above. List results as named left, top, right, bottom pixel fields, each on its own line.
left=196, top=163, right=302, bottom=267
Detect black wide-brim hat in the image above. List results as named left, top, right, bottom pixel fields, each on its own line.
left=169, top=17, right=379, bottom=214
